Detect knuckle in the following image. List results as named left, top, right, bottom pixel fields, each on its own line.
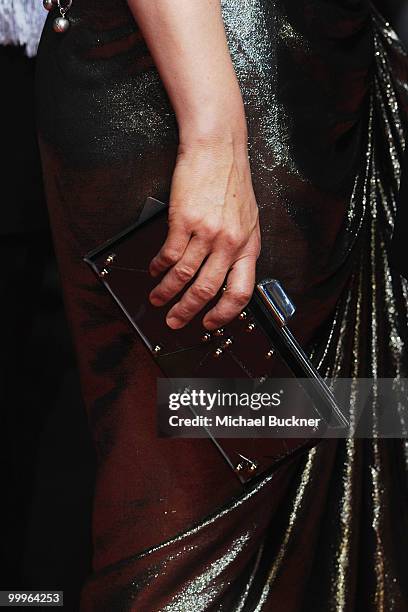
left=160, top=248, right=180, bottom=266
left=221, top=229, right=242, bottom=250
left=169, top=203, right=201, bottom=231
left=182, top=210, right=201, bottom=228
left=155, top=284, right=171, bottom=300
left=190, top=282, right=217, bottom=301
left=174, top=304, right=192, bottom=320
left=173, top=264, right=195, bottom=283
left=200, top=220, right=221, bottom=241
left=229, top=287, right=253, bottom=306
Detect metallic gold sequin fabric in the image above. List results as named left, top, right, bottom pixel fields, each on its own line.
left=36, top=1, right=408, bottom=610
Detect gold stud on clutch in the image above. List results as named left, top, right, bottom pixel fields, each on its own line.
left=99, top=253, right=116, bottom=277
left=235, top=454, right=259, bottom=475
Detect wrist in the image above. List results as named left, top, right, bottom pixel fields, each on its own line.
left=178, top=119, right=249, bottom=155
left=177, top=99, right=248, bottom=150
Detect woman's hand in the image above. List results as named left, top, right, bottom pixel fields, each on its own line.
left=127, top=0, right=261, bottom=328
left=148, top=135, right=261, bottom=330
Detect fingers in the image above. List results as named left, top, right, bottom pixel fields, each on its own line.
left=149, top=221, right=190, bottom=277
left=165, top=252, right=230, bottom=329
left=149, top=235, right=209, bottom=306
left=202, top=252, right=257, bottom=330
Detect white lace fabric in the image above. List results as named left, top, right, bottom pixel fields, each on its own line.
left=0, top=0, right=47, bottom=57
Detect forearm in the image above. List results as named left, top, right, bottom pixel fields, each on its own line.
left=126, top=0, right=247, bottom=145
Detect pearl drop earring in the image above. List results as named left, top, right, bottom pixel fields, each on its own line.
left=43, top=0, right=56, bottom=10
left=43, top=0, right=73, bottom=33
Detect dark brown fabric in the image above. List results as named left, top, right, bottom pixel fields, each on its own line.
left=35, top=1, right=408, bottom=610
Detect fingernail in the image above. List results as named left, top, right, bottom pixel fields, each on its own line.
left=166, top=316, right=183, bottom=329
left=203, top=319, right=216, bottom=330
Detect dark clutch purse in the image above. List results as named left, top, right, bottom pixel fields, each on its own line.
left=84, top=197, right=347, bottom=484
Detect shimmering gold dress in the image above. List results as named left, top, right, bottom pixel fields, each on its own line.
left=35, top=0, right=408, bottom=610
